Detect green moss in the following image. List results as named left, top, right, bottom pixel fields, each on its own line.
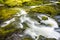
left=0, top=22, right=19, bottom=40
left=22, top=36, right=33, bottom=40
left=22, top=22, right=29, bottom=29
left=42, top=16, right=48, bottom=20
left=22, top=0, right=51, bottom=6
left=0, top=0, right=4, bottom=3
left=47, top=24, right=53, bottom=27
left=0, top=0, right=31, bottom=7
left=0, top=7, right=19, bottom=23
left=4, top=0, right=23, bottom=7
left=0, top=0, right=51, bottom=7
left=22, top=0, right=43, bottom=6
left=28, top=13, right=40, bottom=22
left=30, top=6, right=57, bottom=17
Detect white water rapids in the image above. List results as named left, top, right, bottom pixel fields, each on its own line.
left=19, top=10, right=60, bottom=40
left=1, top=9, right=60, bottom=40
left=1, top=1, right=60, bottom=40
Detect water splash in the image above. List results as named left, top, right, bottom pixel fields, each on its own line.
left=37, top=14, right=59, bottom=28
left=18, top=10, right=60, bottom=40
left=1, top=8, right=60, bottom=40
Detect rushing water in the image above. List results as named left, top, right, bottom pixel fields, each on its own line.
left=2, top=9, right=60, bottom=40
left=1, top=1, right=60, bottom=40
left=19, top=10, right=60, bottom=40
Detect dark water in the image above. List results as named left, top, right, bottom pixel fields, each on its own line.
left=55, top=15, right=60, bottom=33
left=55, top=15, right=60, bottom=26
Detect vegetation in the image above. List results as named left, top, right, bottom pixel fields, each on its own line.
left=29, top=6, right=57, bottom=17
left=22, top=36, right=33, bottom=40
left=0, top=0, right=31, bottom=7
left=42, top=16, right=48, bottom=20
left=0, top=22, right=18, bottom=40
left=0, top=7, right=19, bottom=24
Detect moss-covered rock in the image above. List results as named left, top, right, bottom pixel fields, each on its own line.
left=38, top=35, right=56, bottom=40
left=22, top=22, right=29, bottom=29
left=22, top=0, right=51, bottom=6
left=22, top=0, right=43, bottom=6
left=22, top=36, right=33, bottom=40
left=0, top=22, right=21, bottom=40
left=0, top=0, right=52, bottom=7
left=0, top=0, right=31, bottom=7
left=0, top=7, right=19, bottom=23
left=29, top=6, right=57, bottom=17
left=42, top=16, right=48, bottom=20
left=4, top=0, right=23, bottom=7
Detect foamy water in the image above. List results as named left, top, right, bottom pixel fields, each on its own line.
left=19, top=13, right=60, bottom=40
